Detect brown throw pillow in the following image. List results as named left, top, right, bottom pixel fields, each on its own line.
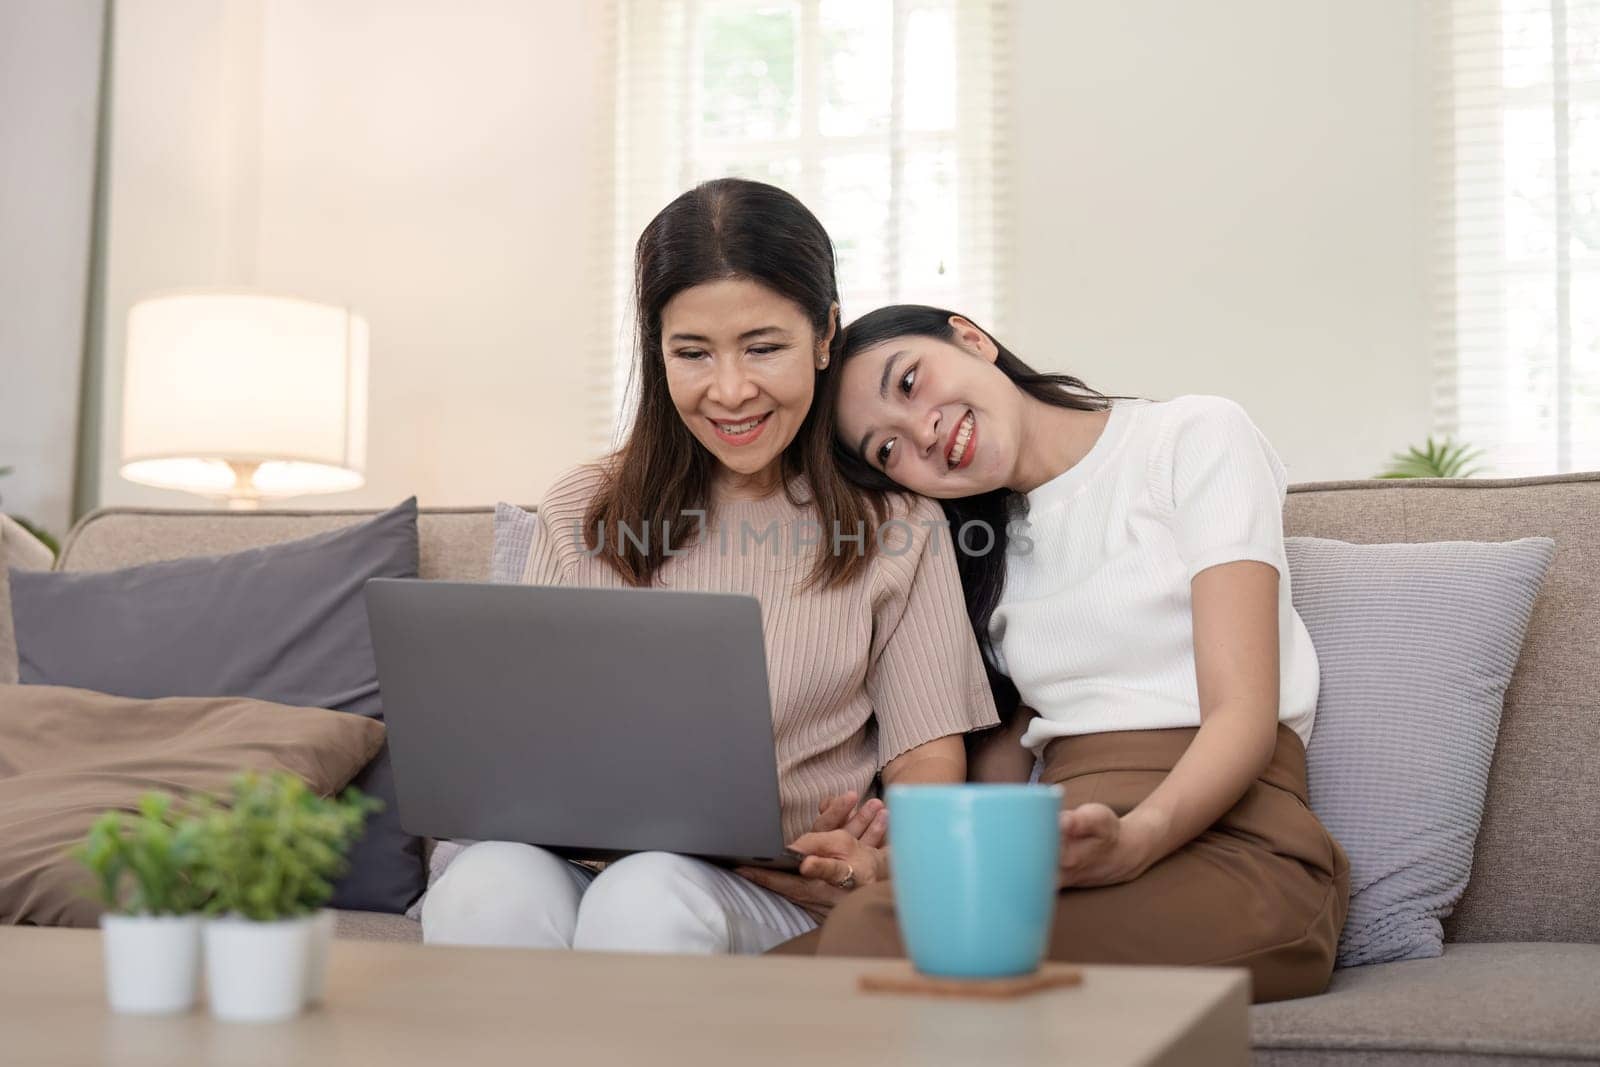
left=0, top=684, right=386, bottom=927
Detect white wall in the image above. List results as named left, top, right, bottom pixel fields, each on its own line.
left=99, top=0, right=262, bottom=512
left=97, top=0, right=1430, bottom=510
left=0, top=0, right=104, bottom=536
left=1007, top=0, right=1433, bottom=483
left=99, top=0, right=607, bottom=510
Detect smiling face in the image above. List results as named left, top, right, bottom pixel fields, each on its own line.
left=660, top=276, right=834, bottom=493
left=833, top=317, right=1025, bottom=499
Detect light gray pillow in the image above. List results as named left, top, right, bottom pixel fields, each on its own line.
left=491, top=502, right=539, bottom=583
left=1286, top=535, right=1555, bottom=968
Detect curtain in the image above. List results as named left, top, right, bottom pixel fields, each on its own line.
left=604, top=0, right=1011, bottom=447
left=1433, top=0, right=1600, bottom=474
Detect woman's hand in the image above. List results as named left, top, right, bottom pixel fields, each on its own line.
left=807, top=791, right=888, bottom=847
left=736, top=829, right=888, bottom=921
left=1057, top=804, right=1164, bottom=889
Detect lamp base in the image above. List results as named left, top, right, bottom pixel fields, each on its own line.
left=223, top=461, right=262, bottom=510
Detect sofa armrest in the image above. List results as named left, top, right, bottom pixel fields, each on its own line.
left=1, top=514, right=55, bottom=572
left=2, top=513, right=56, bottom=684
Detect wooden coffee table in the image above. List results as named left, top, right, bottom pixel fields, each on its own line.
left=1, top=927, right=1249, bottom=1065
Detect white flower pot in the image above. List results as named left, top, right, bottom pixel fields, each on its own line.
left=100, top=913, right=202, bottom=1015
left=304, top=909, right=336, bottom=1006
left=204, top=915, right=314, bottom=1022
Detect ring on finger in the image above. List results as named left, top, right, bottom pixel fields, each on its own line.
left=834, top=864, right=856, bottom=891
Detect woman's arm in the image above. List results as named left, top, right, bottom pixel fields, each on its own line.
left=967, top=704, right=1038, bottom=783
left=1058, top=560, right=1280, bottom=886
left=882, top=733, right=967, bottom=786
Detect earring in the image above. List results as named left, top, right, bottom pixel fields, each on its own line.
left=819, top=357, right=829, bottom=368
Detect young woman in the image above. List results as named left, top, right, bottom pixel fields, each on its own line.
left=809, top=305, right=1349, bottom=1002
left=421, top=186, right=997, bottom=955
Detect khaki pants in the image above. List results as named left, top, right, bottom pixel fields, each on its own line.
left=799, top=724, right=1349, bottom=1003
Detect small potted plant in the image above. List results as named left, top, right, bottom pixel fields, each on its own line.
left=196, top=773, right=378, bottom=1022
left=292, top=777, right=380, bottom=1006
left=75, top=794, right=209, bottom=1015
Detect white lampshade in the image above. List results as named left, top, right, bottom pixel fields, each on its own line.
left=120, top=291, right=369, bottom=505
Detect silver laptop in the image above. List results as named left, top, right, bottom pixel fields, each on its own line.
left=364, top=579, right=800, bottom=870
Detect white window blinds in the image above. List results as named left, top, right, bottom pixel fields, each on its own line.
left=601, top=0, right=1011, bottom=448
left=1433, top=0, right=1600, bottom=474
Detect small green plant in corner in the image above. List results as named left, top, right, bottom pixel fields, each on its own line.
left=75, top=793, right=210, bottom=916
left=1377, top=436, right=1485, bottom=479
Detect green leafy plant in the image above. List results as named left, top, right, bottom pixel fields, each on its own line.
left=1377, top=437, right=1485, bottom=479
left=194, top=772, right=381, bottom=921
left=0, top=465, right=60, bottom=557
left=74, top=793, right=210, bottom=915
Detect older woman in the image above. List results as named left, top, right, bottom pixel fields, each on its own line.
left=420, top=183, right=997, bottom=955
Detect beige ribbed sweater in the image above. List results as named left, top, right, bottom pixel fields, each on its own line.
left=522, top=464, right=998, bottom=842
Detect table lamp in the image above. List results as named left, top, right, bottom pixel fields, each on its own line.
left=120, top=291, right=369, bottom=509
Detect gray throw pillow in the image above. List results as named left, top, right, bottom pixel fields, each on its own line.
left=491, top=502, right=539, bottom=583
left=9, top=499, right=425, bottom=915
left=1286, top=535, right=1554, bottom=968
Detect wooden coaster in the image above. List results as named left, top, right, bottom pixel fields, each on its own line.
left=858, top=963, right=1083, bottom=999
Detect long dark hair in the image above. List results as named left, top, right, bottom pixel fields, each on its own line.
left=586, top=178, right=891, bottom=588
left=822, top=304, right=1108, bottom=711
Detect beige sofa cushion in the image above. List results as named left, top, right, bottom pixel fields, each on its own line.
left=1285, top=475, right=1600, bottom=947
left=334, top=907, right=422, bottom=943
left=1251, top=942, right=1600, bottom=1064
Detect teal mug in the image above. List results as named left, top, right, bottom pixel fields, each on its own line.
left=886, top=783, right=1063, bottom=978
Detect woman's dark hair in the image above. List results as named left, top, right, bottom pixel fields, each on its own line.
left=821, top=304, right=1108, bottom=712
left=586, top=178, right=891, bottom=589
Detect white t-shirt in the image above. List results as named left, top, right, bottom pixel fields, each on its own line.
left=989, top=395, right=1319, bottom=751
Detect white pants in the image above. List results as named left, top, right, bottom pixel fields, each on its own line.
left=421, top=842, right=817, bottom=955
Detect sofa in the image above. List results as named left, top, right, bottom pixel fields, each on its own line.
left=21, top=473, right=1600, bottom=1064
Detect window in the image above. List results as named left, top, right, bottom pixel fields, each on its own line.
left=601, top=0, right=1010, bottom=446
left=1433, top=0, right=1600, bottom=474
